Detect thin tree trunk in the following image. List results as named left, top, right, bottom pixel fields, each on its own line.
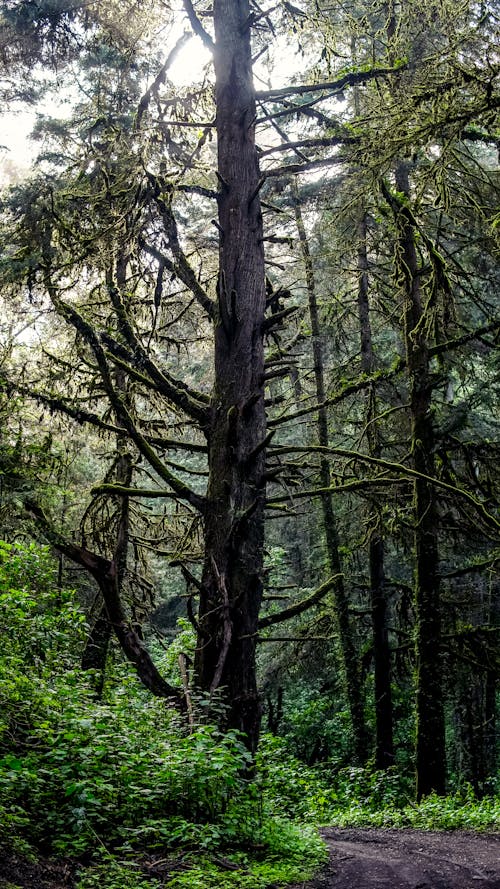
left=291, top=179, right=368, bottom=764
left=483, top=582, right=498, bottom=792
left=81, top=602, right=111, bottom=697
left=194, top=0, right=267, bottom=753
left=484, top=669, right=497, bottom=792
left=357, top=213, right=394, bottom=769
left=81, top=258, right=136, bottom=697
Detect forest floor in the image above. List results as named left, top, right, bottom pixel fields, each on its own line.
left=0, top=851, right=75, bottom=889
left=1, top=829, right=499, bottom=889
left=291, top=827, right=500, bottom=889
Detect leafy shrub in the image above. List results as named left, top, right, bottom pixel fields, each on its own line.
left=1, top=680, right=254, bottom=853
left=148, top=618, right=196, bottom=689
left=76, top=858, right=160, bottom=889
left=0, top=541, right=327, bottom=889
left=257, top=734, right=499, bottom=832
left=277, top=682, right=353, bottom=765
left=76, top=819, right=328, bottom=889
left=257, top=734, right=338, bottom=822
left=0, top=543, right=251, bottom=854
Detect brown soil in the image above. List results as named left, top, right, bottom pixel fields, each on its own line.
left=0, top=850, right=75, bottom=889
left=291, top=828, right=500, bottom=889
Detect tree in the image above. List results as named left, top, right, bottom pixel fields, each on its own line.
left=291, top=178, right=368, bottom=763
left=190, top=0, right=268, bottom=749
left=2, top=0, right=282, bottom=752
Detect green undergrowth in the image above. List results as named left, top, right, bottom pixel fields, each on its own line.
left=0, top=542, right=327, bottom=888
left=324, top=786, right=500, bottom=830
left=258, top=736, right=500, bottom=832
left=0, top=542, right=497, bottom=889
left=75, top=818, right=327, bottom=889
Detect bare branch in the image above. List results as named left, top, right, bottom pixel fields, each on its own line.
left=269, top=445, right=500, bottom=531
left=140, top=236, right=215, bottom=320
left=268, top=361, right=405, bottom=427
left=263, top=155, right=346, bottom=179
left=45, top=288, right=206, bottom=512
left=101, top=333, right=210, bottom=422
left=259, top=133, right=357, bottom=157
left=135, top=32, right=191, bottom=132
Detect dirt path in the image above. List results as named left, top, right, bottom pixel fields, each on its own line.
left=291, top=828, right=500, bottom=889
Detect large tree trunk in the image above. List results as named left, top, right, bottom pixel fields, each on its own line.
left=194, top=0, right=267, bottom=753
left=390, top=162, right=446, bottom=799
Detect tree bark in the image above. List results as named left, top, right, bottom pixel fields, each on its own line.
left=390, top=162, right=446, bottom=799
left=194, top=0, right=267, bottom=753
left=81, top=602, right=111, bottom=698
left=357, top=212, right=394, bottom=769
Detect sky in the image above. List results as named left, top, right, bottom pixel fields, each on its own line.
left=0, top=31, right=210, bottom=180
left=0, top=9, right=300, bottom=185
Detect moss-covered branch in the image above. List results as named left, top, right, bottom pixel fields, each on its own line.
left=256, top=62, right=407, bottom=100
left=44, top=281, right=206, bottom=512
left=269, top=445, right=500, bottom=532
left=91, top=484, right=182, bottom=498
left=259, top=573, right=343, bottom=629
left=104, top=273, right=210, bottom=423
left=25, top=499, right=183, bottom=707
